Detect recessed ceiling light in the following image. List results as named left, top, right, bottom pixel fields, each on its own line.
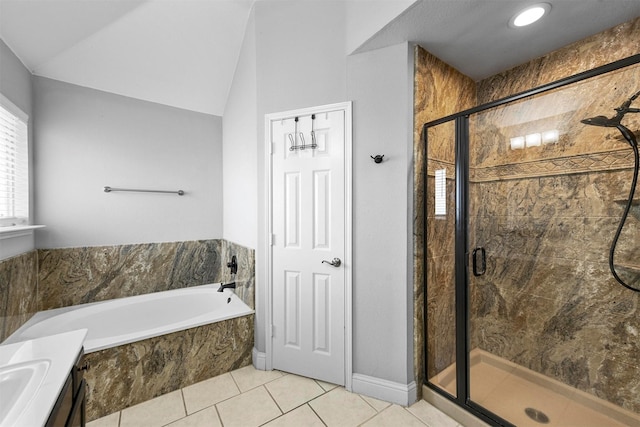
left=509, top=3, right=551, bottom=28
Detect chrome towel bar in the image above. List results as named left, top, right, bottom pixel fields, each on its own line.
left=104, top=186, right=185, bottom=196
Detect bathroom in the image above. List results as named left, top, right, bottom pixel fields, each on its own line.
left=1, top=1, right=639, bottom=426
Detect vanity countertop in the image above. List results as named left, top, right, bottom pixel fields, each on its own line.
left=0, top=328, right=87, bottom=427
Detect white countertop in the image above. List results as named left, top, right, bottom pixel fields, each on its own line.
left=0, top=329, right=87, bottom=427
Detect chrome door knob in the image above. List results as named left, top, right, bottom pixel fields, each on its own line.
left=322, top=258, right=341, bottom=267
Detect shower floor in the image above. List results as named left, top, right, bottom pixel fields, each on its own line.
left=430, top=348, right=640, bottom=427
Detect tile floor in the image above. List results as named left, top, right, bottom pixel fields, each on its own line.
left=87, top=365, right=464, bottom=427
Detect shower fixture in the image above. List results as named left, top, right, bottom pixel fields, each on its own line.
left=581, top=90, right=640, bottom=292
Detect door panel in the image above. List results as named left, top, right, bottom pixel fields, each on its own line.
left=271, top=109, right=346, bottom=385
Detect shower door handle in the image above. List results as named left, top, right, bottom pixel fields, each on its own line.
left=472, top=247, right=486, bottom=277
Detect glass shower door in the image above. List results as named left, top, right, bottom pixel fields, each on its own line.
left=466, top=64, right=640, bottom=426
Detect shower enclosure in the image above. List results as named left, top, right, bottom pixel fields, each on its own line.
left=424, top=55, right=640, bottom=426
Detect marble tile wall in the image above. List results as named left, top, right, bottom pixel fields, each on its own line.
left=413, top=45, right=476, bottom=393
left=0, top=251, right=38, bottom=342
left=37, top=239, right=255, bottom=310
left=84, top=313, right=254, bottom=421
left=416, top=16, right=640, bottom=414
left=1, top=239, right=255, bottom=344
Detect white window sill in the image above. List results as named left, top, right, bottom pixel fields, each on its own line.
left=0, top=225, right=46, bottom=239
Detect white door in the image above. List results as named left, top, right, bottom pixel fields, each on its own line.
left=270, top=106, right=348, bottom=385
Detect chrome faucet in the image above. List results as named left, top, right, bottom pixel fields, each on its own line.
left=217, top=281, right=236, bottom=292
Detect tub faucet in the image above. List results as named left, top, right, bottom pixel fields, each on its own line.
left=218, top=281, right=236, bottom=292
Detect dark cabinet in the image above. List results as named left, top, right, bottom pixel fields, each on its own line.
left=46, top=349, right=87, bottom=427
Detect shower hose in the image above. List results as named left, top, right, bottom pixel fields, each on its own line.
left=609, top=124, right=639, bottom=293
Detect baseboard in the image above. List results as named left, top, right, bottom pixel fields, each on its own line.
left=351, top=374, right=417, bottom=406
left=252, top=348, right=267, bottom=370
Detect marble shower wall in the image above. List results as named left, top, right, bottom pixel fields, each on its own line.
left=414, top=46, right=476, bottom=390
left=468, top=60, right=640, bottom=412
left=415, top=16, right=640, bottom=412
left=37, top=239, right=255, bottom=310
left=0, top=251, right=38, bottom=341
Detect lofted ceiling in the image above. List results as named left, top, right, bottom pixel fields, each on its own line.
left=0, top=1, right=639, bottom=116
left=0, top=0, right=254, bottom=116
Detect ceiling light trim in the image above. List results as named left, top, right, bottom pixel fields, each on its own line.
left=509, top=3, right=551, bottom=29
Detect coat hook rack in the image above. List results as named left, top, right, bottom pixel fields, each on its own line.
left=288, top=115, right=318, bottom=151
left=371, top=155, right=385, bottom=163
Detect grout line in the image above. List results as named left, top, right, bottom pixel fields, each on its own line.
left=180, top=388, right=188, bottom=417
left=307, top=403, right=328, bottom=427
left=403, top=405, right=430, bottom=426
left=215, top=402, right=225, bottom=427
left=263, top=384, right=285, bottom=415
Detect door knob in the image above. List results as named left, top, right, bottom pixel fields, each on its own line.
left=322, top=258, right=341, bottom=267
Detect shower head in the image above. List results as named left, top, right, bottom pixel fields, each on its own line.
left=581, top=90, right=640, bottom=128
left=580, top=115, right=618, bottom=127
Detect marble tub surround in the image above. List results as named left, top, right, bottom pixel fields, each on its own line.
left=220, top=240, right=256, bottom=309
left=84, top=313, right=254, bottom=421
left=37, top=238, right=255, bottom=310
left=0, top=251, right=38, bottom=341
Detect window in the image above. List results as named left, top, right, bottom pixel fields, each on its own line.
left=0, top=94, right=29, bottom=227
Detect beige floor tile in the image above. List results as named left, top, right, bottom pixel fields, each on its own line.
left=216, top=386, right=282, bottom=427
left=362, top=405, right=427, bottom=427
left=265, top=373, right=326, bottom=413
left=166, top=406, right=222, bottom=427
left=120, top=390, right=185, bottom=427
left=309, top=387, right=377, bottom=427
left=86, top=412, right=120, bottom=427
left=264, top=404, right=326, bottom=427
left=315, top=379, right=338, bottom=392
left=182, top=372, right=240, bottom=414
left=230, top=365, right=284, bottom=392
left=407, top=399, right=460, bottom=427
left=360, top=394, right=392, bottom=412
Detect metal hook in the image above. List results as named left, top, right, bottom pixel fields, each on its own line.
left=371, top=155, right=384, bottom=163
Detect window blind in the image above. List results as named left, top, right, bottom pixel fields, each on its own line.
left=0, top=97, right=28, bottom=226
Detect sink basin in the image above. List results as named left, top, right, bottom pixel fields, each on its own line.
left=0, top=359, right=51, bottom=425
left=0, top=329, right=86, bottom=427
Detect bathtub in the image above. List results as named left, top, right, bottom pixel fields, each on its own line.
left=5, top=284, right=253, bottom=353
left=4, top=284, right=255, bottom=420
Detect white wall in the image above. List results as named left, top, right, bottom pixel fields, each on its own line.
left=345, top=0, right=417, bottom=54
left=252, top=0, right=349, bottom=369
left=223, top=8, right=258, bottom=249
left=347, top=42, right=414, bottom=385
left=33, top=77, right=223, bottom=248
left=0, top=39, right=35, bottom=260
left=225, top=0, right=416, bottom=390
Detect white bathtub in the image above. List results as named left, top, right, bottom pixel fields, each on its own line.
left=5, top=284, right=254, bottom=353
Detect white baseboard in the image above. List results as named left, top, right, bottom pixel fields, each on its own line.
left=351, top=374, right=417, bottom=406
left=252, top=348, right=267, bottom=371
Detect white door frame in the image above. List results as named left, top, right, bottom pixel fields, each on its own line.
left=264, top=101, right=353, bottom=390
